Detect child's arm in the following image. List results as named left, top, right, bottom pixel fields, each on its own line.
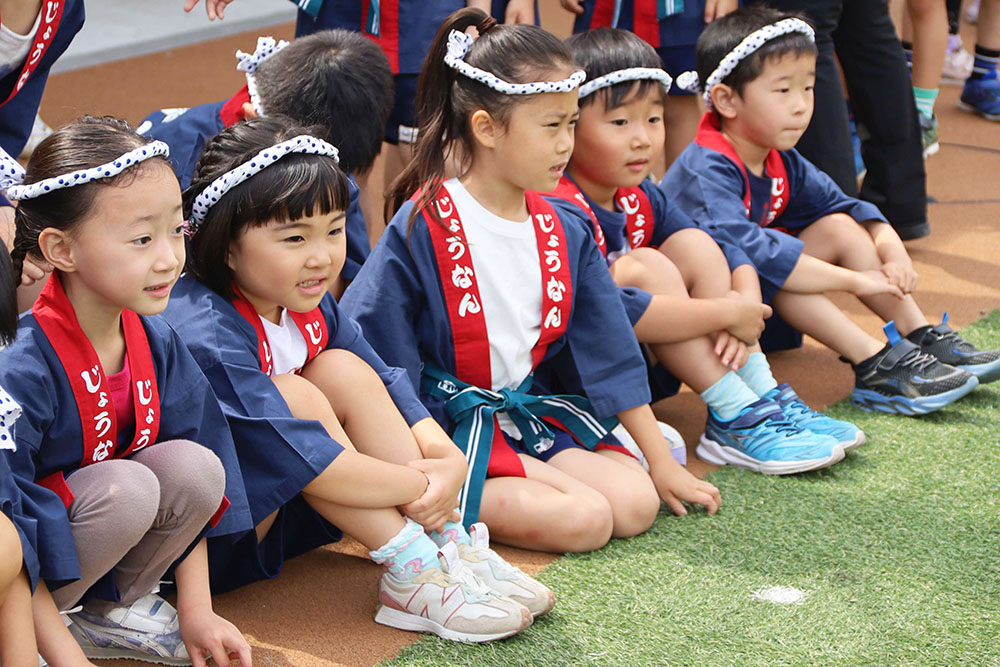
left=401, top=418, right=467, bottom=531
left=617, top=405, right=721, bottom=516
left=633, top=290, right=770, bottom=345
left=863, top=219, right=919, bottom=294
left=781, top=253, right=905, bottom=299
left=174, top=539, right=251, bottom=667
left=32, top=581, right=95, bottom=667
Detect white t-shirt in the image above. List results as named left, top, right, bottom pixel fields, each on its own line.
left=443, top=179, right=543, bottom=440
left=260, top=308, right=308, bottom=376
left=0, top=10, right=40, bottom=78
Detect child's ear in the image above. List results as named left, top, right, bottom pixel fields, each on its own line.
left=37, top=228, right=76, bottom=273
left=241, top=103, right=259, bottom=120
left=470, top=109, right=498, bottom=149
left=711, top=83, right=740, bottom=120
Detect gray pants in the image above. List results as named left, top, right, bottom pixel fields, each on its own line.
left=51, top=440, right=225, bottom=614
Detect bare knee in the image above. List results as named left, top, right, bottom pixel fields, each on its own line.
left=300, top=349, right=383, bottom=406
left=557, top=491, right=615, bottom=553
left=612, top=248, right=686, bottom=295
left=607, top=473, right=660, bottom=539
left=272, top=372, right=335, bottom=421
left=0, top=514, right=22, bottom=591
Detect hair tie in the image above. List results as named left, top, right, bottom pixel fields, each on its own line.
left=443, top=29, right=585, bottom=96
left=698, top=18, right=814, bottom=109
left=578, top=67, right=672, bottom=99
left=0, top=141, right=170, bottom=202
left=187, top=135, right=340, bottom=234
left=675, top=70, right=701, bottom=94
left=476, top=15, right=498, bottom=36
left=236, top=36, right=290, bottom=117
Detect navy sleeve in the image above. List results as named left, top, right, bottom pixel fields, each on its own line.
left=783, top=150, right=887, bottom=226
left=341, top=202, right=428, bottom=394
left=323, top=294, right=430, bottom=426
left=342, top=176, right=372, bottom=282
left=662, top=151, right=803, bottom=296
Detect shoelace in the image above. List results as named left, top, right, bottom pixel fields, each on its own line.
left=898, top=347, right=944, bottom=373
left=448, top=561, right=494, bottom=603
left=925, top=327, right=976, bottom=353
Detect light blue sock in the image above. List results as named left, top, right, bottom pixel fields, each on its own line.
left=369, top=518, right=441, bottom=581
left=736, top=352, right=780, bottom=396
left=430, top=520, right=472, bottom=547
left=699, top=371, right=759, bottom=421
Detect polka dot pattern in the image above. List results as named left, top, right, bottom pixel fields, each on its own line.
left=0, top=384, right=21, bottom=451
left=444, top=30, right=585, bottom=96
left=188, top=135, right=340, bottom=233
left=236, top=36, right=289, bottom=117
left=578, top=67, right=673, bottom=99
left=689, top=18, right=814, bottom=110
left=0, top=141, right=171, bottom=201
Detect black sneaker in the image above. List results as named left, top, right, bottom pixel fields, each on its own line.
left=851, top=322, right=978, bottom=415
left=906, top=313, right=1000, bottom=383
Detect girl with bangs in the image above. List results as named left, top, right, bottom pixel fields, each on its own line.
left=164, top=116, right=549, bottom=643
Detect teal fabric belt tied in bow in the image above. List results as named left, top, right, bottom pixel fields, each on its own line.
left=421, top=363, right=618, bottom=527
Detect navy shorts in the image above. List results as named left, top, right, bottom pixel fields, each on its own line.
left=656, top=45, right=698, bottom=96
left=385, top=74, right=419, bottom=145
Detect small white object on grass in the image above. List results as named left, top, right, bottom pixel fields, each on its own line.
left=752, top=586, right=810, bottom=604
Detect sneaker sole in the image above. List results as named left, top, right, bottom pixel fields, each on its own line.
left=696, top=436, right=845, bottom=475
left=958, top=357, right=1000, bottom=383
left=374, top=604, right=531, bottom=643
left=840, top=430, right=867, bottom=453
left=850, top=375, right=979, bottom=415
left=957, top=99, right=1000, bottom=121
left=922, top=140, right=940, bottom=158
left=69, top=617, right=191, bottom=666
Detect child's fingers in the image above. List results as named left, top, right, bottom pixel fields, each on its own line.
left=661, top=492, right=688, bottom=516
left=184, top=0, right=198, bottom=13
left=188, top=645, right=209, bottom=667
left=228, top=637, right=254, bottom=667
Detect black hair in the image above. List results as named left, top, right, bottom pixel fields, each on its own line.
left=183, top=116, right=351, bottom=300
left=9, top=116, right=170, bottom=289
left=695, top=6, right=816, bottom=99
left=387, top=7, right=577, bottom=223
left=566, top=27, right=666, bottom=110
left=1, top=237, right=15, bottom=345
left=253, top=29, right=394, bottom=175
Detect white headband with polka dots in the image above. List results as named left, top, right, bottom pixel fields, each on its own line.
left=444, top=29, right=585, bottom=95
left=578, top=67, right=673, bottom=99
left=236, top=36, right=290, bottom=117
left=0, top=386, right=21, bottom=451
left=0, top=141, right=170, bottom=201
left=676, top=18, right=815, bottom=109
left=188, top=135, right=340, bottom=232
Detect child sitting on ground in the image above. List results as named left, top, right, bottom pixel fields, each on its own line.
left=545, top=26, right=864, bottom=475
left=138, top=30, right=394, bottom=291
left=662, top=6, right=1000, bottom=415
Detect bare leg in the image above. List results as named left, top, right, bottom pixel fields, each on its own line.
left=798, top=214, right=929, bottom=333
left=0, top=515, right=36, bottom=667
left=773, top=290, right=885, bottom=363
left=657, top=228, right=734, bottom=298
left=906, top=0, right=949, bottom=91
left=478, top=456, right=613, bottom=553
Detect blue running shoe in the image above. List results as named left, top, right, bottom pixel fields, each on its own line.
left=851, top=322, right=978, bottom=415
left=761, top=383, right=866, bottom=452
left=906, top=313, right=1000, bottom=382
left=959, top=76, right=1000, bottom=120
left=698, top=397, right=845, bottom=475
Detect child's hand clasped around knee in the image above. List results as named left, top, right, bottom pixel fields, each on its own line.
left=721, top=290, right=772, bottom=344
left=402, top=456, right=466, bottom=532
left=853, top=270, right=905, bottom=300
left=879, top=260, right=919, bottom=294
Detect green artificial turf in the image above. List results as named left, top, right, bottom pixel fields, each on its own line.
left=383, top=310, right=1000, bottom=667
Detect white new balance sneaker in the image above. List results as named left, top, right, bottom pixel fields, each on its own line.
left=458, top=523, right=555, bottom=617
left=374, top=542, right=532, bottom=642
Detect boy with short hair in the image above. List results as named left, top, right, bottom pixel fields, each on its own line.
left=138, top=29, right=394, bottom=287
left=662, top=6, right=1000, bottom=415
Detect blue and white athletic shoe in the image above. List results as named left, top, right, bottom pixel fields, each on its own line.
left=851, top=322, right=978, bottom=415
left=959, top=75, right=1000, bottom=120
left=68, top=594, right=191, bottom=666
left=761, top=383, right=866, bottom=452
left=697, top=397, right=845, bottom=475
left=906, top=313, right=1000, bottom=383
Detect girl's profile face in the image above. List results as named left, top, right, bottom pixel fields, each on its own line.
left=572, top=84, right=665, bottom=193
left=59, top=162, right=185, bottom=316
left=227, top=208, right=347, bottom=324
left=485, top=80, right=580, bottom=194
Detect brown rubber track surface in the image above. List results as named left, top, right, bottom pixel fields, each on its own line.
left=37, top=15, right=1000, bottom=667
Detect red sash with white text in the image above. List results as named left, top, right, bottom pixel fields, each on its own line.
left=32, top=273, right=161, bottom=468
left=423, top=187, right=573, bottom=389
left=694, top=112, right=789, bottom=228
left=549, top=176, right=608, bottom=257
left=230, top=287, right=330, bottom=376
left=614, top=186, right=656, bottom=251
left=1, top=2, right=66, bottom=107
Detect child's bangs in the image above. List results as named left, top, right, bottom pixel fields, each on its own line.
left=236, top=155, right=350, bottom=227
left=596, top=78, right=665, bottom=111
